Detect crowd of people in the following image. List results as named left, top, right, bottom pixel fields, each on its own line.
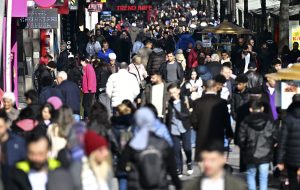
left=1, top=1, right=300, bottom=190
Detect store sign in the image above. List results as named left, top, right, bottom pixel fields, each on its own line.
left=292, top=27, right=300, bottom=50
left=34, top=0, right=56, bottom=8
left=116, top=5, right=152, bottom=11
left=69, top=0, right=78, bottom=10
left=19, top=9, right=58, bottom=29
left=88, top=2, right=103, bottom=12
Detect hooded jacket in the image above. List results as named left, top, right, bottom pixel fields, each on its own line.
left=278, top=102, right=300, bottom=167
left=147, top=48, right=166, bottom=75
left=238, top=113, right=278, bottom=165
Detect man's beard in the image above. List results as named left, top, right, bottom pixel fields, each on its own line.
left=29, top=160, right=48, bottom=171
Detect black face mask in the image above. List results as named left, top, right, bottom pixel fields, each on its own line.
left=28, top=160, right=48, bottom=171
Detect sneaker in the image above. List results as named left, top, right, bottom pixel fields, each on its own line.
left=187, top=163, right=194, bottom=175
left=177, top=169, right=183, bottom=178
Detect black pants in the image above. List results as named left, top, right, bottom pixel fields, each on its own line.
left=287, top=165, right=300, bottom=190
left=82, top=93, right=95, bottom=118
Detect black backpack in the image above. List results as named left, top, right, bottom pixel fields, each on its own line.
left=137, top=133, right=165, bottom=189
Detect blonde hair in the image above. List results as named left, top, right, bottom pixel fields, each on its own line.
left=117, top=104, right=132, bottom=115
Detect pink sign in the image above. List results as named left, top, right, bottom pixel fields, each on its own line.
left=12, top=0, right=27, bottom=17
left=34, top=0, right=56, bottom=8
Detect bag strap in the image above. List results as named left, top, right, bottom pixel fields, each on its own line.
left=133, top=64, right=142, bottom=82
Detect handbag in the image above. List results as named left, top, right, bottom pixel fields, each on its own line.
left=133, top=64, right=146, bottom=89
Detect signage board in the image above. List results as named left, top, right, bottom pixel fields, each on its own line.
left=116, top=5, right=152, bottom=11
left=19, top=9, right=58, bottom=29
left=88, top=2, right=103, bottom=12
left=69, top=0, right=78, bottom=10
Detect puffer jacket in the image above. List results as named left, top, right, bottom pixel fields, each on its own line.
left=245, top=70, right=263, bottom=88
left=238, top=113, right=278, bottom=165
left=147, top=48, right=166, bottom=75
left=278, top=103, right=300, bottom=167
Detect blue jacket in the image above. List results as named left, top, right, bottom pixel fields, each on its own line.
left=176, top=34, right=195, bottom=51
left=4, top=132, right=26, bottom=167
left=56, top=80, right=81, bottom=114
left=39, top=86, right=64, bottom=105
left=97, top=48, right=114, bottom=63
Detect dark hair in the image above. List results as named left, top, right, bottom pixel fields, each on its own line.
left=47, top=61, right=56, bottom=69
left=40, top=103, right=55, bottom=121
left=221, top=50, right=228, bottom=54
left=25, top=89, right=38, bottom=104
left=122, top=99, right=137, bottom=113
left=166, top=51, right=174, bottom=55
left=143, top=103, right=158, bottom=118
left=202, top=140, right=225, bottom=154
left=101, top=40, right=109, bottom=46
left=250, top=100, right=264, bottom=111
left=0, top=110, right=9, bottom=123
left=167, top=83, right=180, bottom=91
left=26, top=132, right=51, bottom=148
left=151, top=71, right=162, bottom=76
left=18, top=107, right=35, bottom=120
left=88, top=102, right=110, bottom=130
left=222, top=62, right=232, bottom=69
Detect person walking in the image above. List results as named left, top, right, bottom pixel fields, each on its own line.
left=191, top=80, right=233, bottom=161
left=56, top=42, right=69, bottom=72
left=166, top=83, right=193, bottom=177
left=238, top=101, right=278, bottom=190
left=80, top=56, right=97, bottom=119
left=277, top=94, right=300, bottom=190
left=86, top=35, right=101, bottom=57
left=160, top=51, right=184, bottom=85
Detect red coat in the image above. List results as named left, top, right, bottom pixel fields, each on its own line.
left=82, top=64, right=97, bottom=94
left=188, top=49, right=199, bottom=69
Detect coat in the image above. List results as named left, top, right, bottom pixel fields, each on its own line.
left=39, top=86, right=64, bottom=105
left=206, top=61, right=222, bottom=78
left=239, top=113, right=278, bottom=165
left=82, top=64, right=97, bottom=94
left=191, top=93, right=233, bottom=161
left=159, top=61, right=184, bottom=84
left=56, top=80, right=81, bottom=114
left=278, top=103, right=300, bottom=167
left=166, top=99, right=191, bottom=130
left=97, top=48, right=114, bottom=64
left=188, top=49, right=199, bottom=69
left=106, top=69, right=140, bottom=107
left=56, top=50, right=69, bottom=72
left=147, top=48, right=166, bottom=75
left=183, top=172, right=247, bottom=190
left=245, top=70, right=263, bottom=88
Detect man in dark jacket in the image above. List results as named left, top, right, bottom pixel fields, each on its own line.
left=183, top=141, right=246, bottom=190
left=235, top=45, right=255, bottom=75
left=159, top=52, right=184, bottom=84
left=39, top=76, right=64, bottom=105
left=277, top=94, right=300, bottom=190
left=0, top=110, right=26, bottom=187
left=245, top=62, right=263, bottom=88
left=239, top=101, right=278, bottom=190
left=166, top=83, right=192, bottom=177
left=7, top=133, right=74, bottom=190
left=24, top=89, right=41, bottom=120
left=56, top=42, right=69, bottom=72
left=288, top=42, right=300, bottom=64
left=147, top=42, right=166, bottom=75
left=191, top=80, right=233, bottom=161
left=56, top=71, right=81, bottom=121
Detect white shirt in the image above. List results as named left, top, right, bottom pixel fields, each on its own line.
left=244, top=53, right=251, bottom=73
left=29, top=170, right=48, bottom=190
left=151, top=83, right=165, bottom=118
left=201, top=176, right=225, bottom=190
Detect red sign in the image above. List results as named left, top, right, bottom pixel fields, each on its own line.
left=116, top=5, right=152, bottom=11
left=88, top=2, right=103, bottom=12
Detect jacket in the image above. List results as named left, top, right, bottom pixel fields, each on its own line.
left=7, top=159, right=74, bottom=190
left=159, top=61, right=184, bottom=84
left=82, top=64, right=97, bottom=94
left=56, top=50, right=69, bottom=72
left=56, top=80, right=81, bottom=114
left=188, top=49, right=199, bottom=69
left=206, top=61, right=222, bottom=78
left=238, top=113, right=278, bottom=165
left=128, top=63, right=148, bottom=84
left=231, top=89, right=250, bottom=120
left=166, top=99, right=191, bottom=131
left=278, top=103, right=300, bottom=167
left=86, top=41, right=101, bottom=57
left=119, top=132, right=181, bottom=190
left=39, top=86, right=64, bottom=105
left=147, top=48, right=166, bottom=75
left=183, top=172, right=247, bottom=190
left=106, top=69, right=140, bottom=107
left=97, top=48, right=114, bottom=64
left=245, top=70, right=263, bottom=88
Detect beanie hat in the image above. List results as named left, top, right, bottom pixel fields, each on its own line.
left=84, top=130, right=108, bottom=156
left=47, top=96, right=63, bottom=110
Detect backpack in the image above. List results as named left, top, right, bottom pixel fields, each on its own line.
left=137, top=134, right=164, bottom=189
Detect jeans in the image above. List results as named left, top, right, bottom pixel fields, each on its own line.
left=172, top=129, right=192, bottom=172
left=191, top=129, right=196, bottom=148
left=246, top=163, right=269, bottom=190
left=287, top=165, right=300, bottom=190
left=118, top=178, right=127, bottom=190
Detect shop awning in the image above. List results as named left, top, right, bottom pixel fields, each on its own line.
left=266, top=63, right=300, bottom=80
left=201, top=20, right=254, bottom=34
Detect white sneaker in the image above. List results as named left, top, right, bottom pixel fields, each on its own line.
left=178, top=174, right=183, bottom=178
left=187, top=169, right=194, bottom=175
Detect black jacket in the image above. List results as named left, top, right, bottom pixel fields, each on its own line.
left=166, top=99, right=191, bottom=131
left=206, top=61, right=222, bottom=78
left=119, top=132, right=181, bottom=190
left=147, top=48, right=166, bottom=75
left=39, top=86, right=64, bottom=105
left=57, top=50, right=69, bottom=72
left=278, top=103, right=300, bottom=167
left=159, top=61, right=184, bottom=84
left=56, top=80, right=81, bottom=115
left=231, top=89, right=250, bottom=120
left=245, top=70, right=263, bottom=88
left=238, top=113, right=278, bottom=165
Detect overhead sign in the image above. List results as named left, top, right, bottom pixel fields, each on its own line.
left=69, top=0, right=78, bottom=10
left=19, top=9, right=58, bottom=29
left=292, top=27, right=300, bottom=50
left=116, top=5, right=152, bottom=11
left=88, top=2, right=103, bottom=12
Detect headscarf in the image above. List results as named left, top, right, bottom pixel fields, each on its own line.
left=129, top=108, right=156, bottom=151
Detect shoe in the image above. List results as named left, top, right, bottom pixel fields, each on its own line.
left=187, top=163, right=193, bottom=175
left=177, top=169, right=183, bottom=178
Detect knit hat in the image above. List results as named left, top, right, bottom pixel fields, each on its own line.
left=108, top=53, right=116, bottom=60
left=47, top=96, right=63, bottom=110
left=84, top=130, right=108, bottom=156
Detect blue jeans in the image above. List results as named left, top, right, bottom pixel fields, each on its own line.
left=246, top=163, right=269, bottom=190
left=118, top=178, right=127, bottom=190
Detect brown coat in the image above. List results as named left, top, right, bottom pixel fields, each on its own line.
left=183, top=172, right=247, bottom=190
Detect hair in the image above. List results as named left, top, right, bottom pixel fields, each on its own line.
left=166, top=51, right=174, bottom=56
left=204, top=80, right=217, bottom=90
left=18, top=107, right=35, bottom=120
left=116, top=104, right=132, bottom=115
left=0, top=110, right=9, bottom=123
left=40, top=103, right=55, bottom=121
left=2, top=92, right=16, bottom=104
left=202, top=140, right=225, bottom=154
left=57, top=71, right=68, bottom=81
left=25, top=89, right=38, bottom=104
left=101, top=40, right=109, bottom=46
left=68, top=57, right=77, bottom=67
left=221, top=50, right=228, bottom=54
left=122, top=99, right=136, bottom=113
left=132, top=55, right=142, bottom=64
left=211, top=54, right=220, bottom=62
left=143, top=103, right=158, bottom=118
left=119, top=62, right=128, bottom=69
left=167, top=83, right=180, bottom=91
left=88, top=102, right=110, bottom=130
left=53, top=106, right=74, bottom=138
left=26, top=132, right=51, bottom=149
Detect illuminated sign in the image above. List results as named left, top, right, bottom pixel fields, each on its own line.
left=116, top=5, right=152, bottom=11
